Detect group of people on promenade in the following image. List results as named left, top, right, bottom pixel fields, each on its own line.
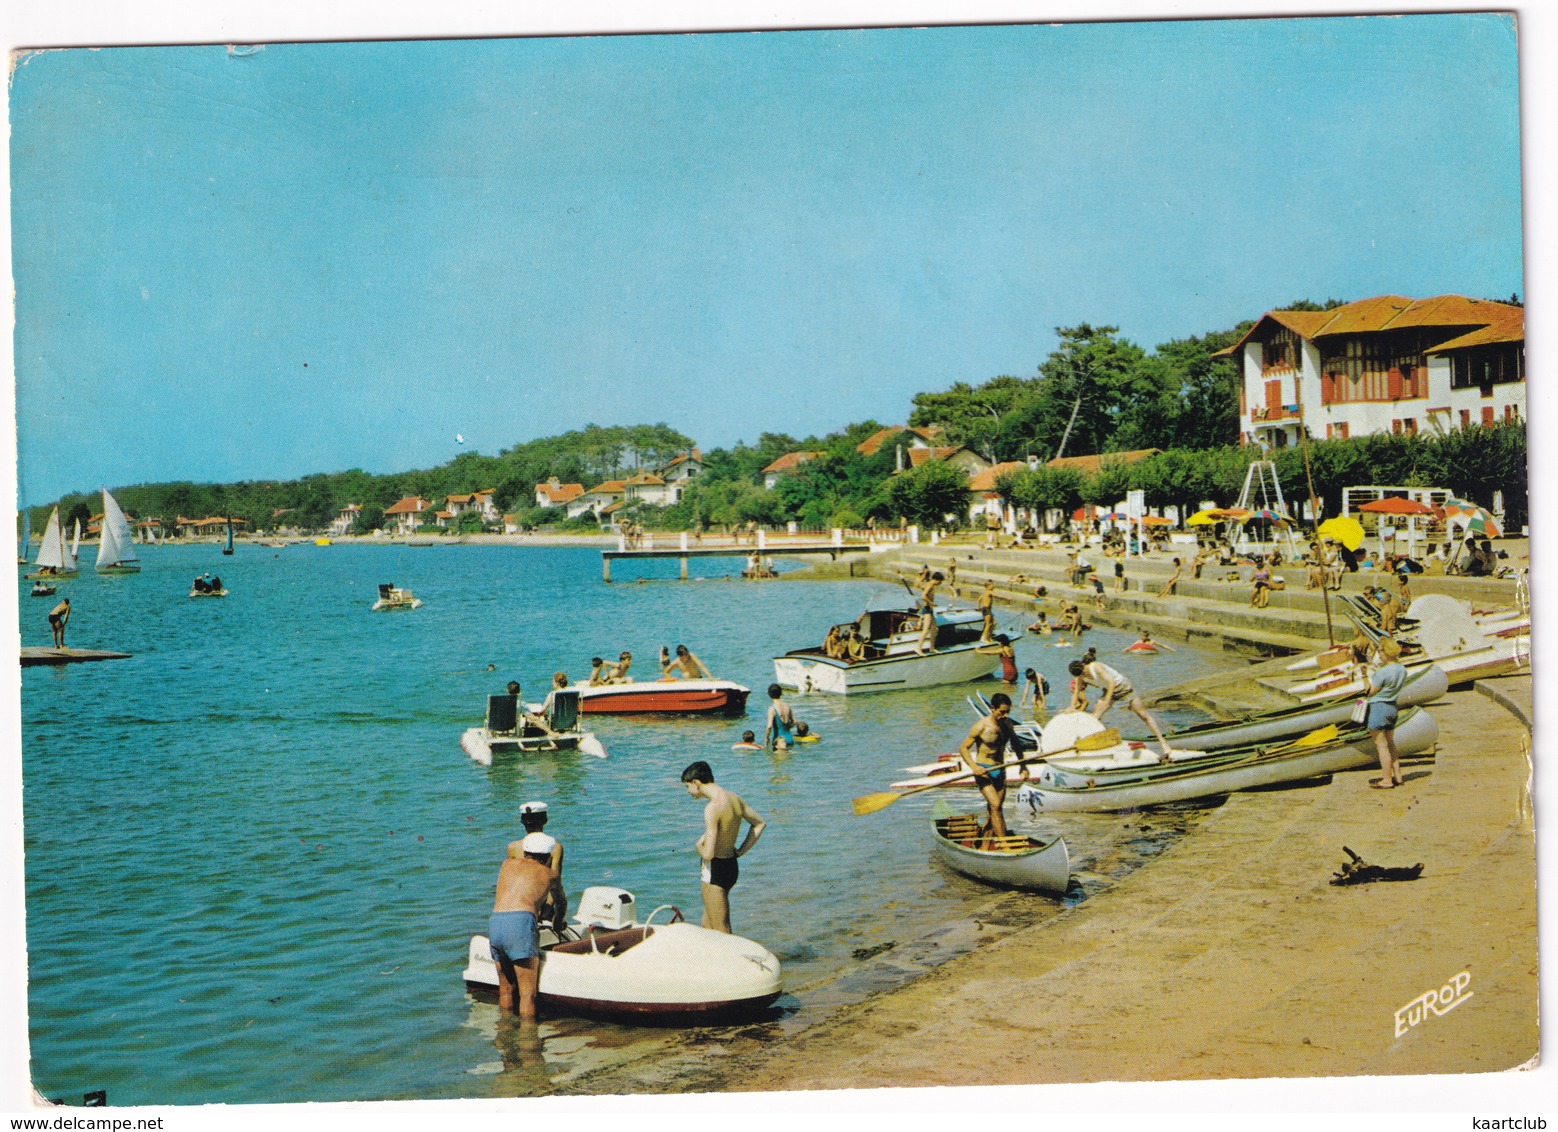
left=586, top=644, right=714, bottom=686
left=487, top=769, right=765, bottom=1019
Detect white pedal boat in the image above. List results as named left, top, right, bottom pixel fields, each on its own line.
left=463, top=887, right=783, bottom=1021
left=371, top=583, right=422, bottom=610
left=461, top=689, right=606, bottom=764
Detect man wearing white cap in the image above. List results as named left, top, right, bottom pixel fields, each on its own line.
left=489, top=832, right=559, bottom=1018
left=518, top=801, right=566, bottom=930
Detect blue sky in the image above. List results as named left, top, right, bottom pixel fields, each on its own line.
left=11, top=12, right=1524, bottom=503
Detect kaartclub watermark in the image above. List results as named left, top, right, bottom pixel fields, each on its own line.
left=1394, top=970, right=1473, bottom=1037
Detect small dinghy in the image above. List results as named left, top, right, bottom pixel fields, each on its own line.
left=371, top=583, right=422, bottom=610
left=29, top=582, right=57, bottom=597
left=463, top=887, right=783, bottom=1021
left=460, top=690, right=606, bottom=763
left=931, top=814, right=1070, bottom=894
left=577, top=678, right=750, bottom=715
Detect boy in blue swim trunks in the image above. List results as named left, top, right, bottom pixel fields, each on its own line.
left=489, top=832, right=561, bottom=1018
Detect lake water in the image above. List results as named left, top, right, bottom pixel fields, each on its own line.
left=19, top=542, right=1225, bottom=1105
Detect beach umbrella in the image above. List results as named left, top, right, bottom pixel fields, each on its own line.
left=1186, top=509, right=1220, bottom=527
left=1357, top=497, right=1434, bottom=516
left=1461, top=511, right=1503, bottom=538
left=1437, top=498, right=1503, bottom=539
left=1316, top=516, right=1365, bottom=551
left=1140, top=515, right=1173, bottom=527
left=1238, top=507, right=1290, bottom=525
left=1208, top=507, right=1252, bottom=521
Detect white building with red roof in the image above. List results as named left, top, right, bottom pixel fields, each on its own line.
left=1221, top=294, right=1525, bottom=448
left=571, top=480, right=628, bottom=519
left=762, top=450, right=827, bottom=490
left=383, top=496, right=432, bottom=536
left=534, top=478, right=586, bottom=509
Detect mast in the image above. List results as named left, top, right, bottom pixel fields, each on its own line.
left=1296, top=406, right=1335, bottom=646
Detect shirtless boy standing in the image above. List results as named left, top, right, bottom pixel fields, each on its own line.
left=489, top=832, right=563, bottom=1018
left=679, top=761, right=765, bottom=933
left=958, top=691, right=1022, bottom=841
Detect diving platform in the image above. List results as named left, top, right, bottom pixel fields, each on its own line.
left=601, top=533, right=871, bottom=582
left=21, top=647, right=132, bottom=667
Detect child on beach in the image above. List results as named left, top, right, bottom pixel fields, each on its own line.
left=732, top=730, right=763, bottom=751
left=1021, top=667, right=1049, bottom=715
left=1157, top=558, right=1182, bottom=599
left=1089, top=573, right=1106, bottom=611
left=1114, top=560, right=1126, bottom=593
left=1028, top=611, right=1052, bottom=635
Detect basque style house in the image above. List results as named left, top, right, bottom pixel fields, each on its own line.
left=1222, top=294, right=1524, bottom=449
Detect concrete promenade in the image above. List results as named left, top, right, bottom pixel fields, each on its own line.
left=569, top=678, right=1534, bottom=1096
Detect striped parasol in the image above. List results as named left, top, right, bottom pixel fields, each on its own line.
left=1438, top=498, right=1503, bottom=538
left=1238, top=507, right=1290, bottom=525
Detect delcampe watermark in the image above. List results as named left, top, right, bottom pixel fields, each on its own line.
left=1394, top=970, right=1473, bottom=1037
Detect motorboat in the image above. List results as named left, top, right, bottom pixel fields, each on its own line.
left=773, top=605, right=995, bottom=695
left=463, top=886, right=783, bottom=1021
left=576, top=678, right=750, bottom=715
left=372, top=583, right=422, bottom=611
left=1014, top=707, right=1438, bottom=812
left=461, top=690, right=607, bottom=764
left=930, top=813, right=1070, bottom=894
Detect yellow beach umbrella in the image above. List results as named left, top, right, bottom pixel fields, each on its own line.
left=1186, top=509, right=1220, bottom=527
left=1316, top=515, right=1365, bottom=551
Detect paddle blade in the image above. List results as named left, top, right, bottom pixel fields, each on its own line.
left=852, top=790, right=902, bottom=816
left=1287, top=724, right=1341, bottom=750
left=1074, top=728, right=1122, bottom=751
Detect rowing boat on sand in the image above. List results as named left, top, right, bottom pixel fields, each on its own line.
left=930, top=814, right=1070, bottom=894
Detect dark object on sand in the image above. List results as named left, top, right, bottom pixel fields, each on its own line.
left=1330, top=845, right=1423, bottom=886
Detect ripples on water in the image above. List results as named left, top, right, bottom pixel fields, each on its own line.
left=20, top=543, right=1224, bottom=1104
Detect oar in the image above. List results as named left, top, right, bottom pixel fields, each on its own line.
left=1263, top=723, right=1340, bottom=756
left=852, top=728, right=1121, bottom=816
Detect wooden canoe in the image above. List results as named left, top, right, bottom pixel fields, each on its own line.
left=930, top=815, right=1070, bottom=894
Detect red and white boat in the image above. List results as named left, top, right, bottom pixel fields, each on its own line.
left=576, top=678, right=751, bottom=715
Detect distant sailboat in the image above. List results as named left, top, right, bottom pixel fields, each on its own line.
left=71, top=519, right=82, bottom=558
left=17, top=509, right=30, bottom=564
left=97, top=490, right=142, bottom=574
left=27, top=507, right=78, bottom=579
left=223, top=516, right=234, bottom=556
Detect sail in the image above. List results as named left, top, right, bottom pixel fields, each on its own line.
left=98, top=490, right=140, bottom=568
left=18, top=509, right=29, bottom=563
left=35, top=508, right=76, bottom=571
left=71, top=520, right=81, bottom=557
left=225, top=517, right=234, bottom=553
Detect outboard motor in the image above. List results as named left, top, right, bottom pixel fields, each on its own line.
left=572, top=887, right=637, bottom=930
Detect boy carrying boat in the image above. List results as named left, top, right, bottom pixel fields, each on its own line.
left=958, top=692, right=1022, bottom=842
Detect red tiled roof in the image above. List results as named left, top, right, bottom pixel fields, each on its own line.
left=1047, top=449, right=1161, bottom=476
left=856, top=424, right=943, bottom=456
left=762, top=451, right=826, bottom=474
left=384, top=497, right=429, bottom=515
left=906, top=445, right=966, bottom=468
left=624, top=472, right=666, bottom=486
left=967, top=461, right=1030, bottom=492
left=583, top=480, right=627, bottom=496
left=536, top=482, right=585, bottom=504
left=1222, top=294, right=1524, bottom=355
left=1424, top=308, right=1525, bottom=353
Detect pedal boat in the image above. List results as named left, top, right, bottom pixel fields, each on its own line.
left=371, top=583, right=422, bottom=610
left=931, top=814, right=1070, bottom=894
left=576, top=678, right=750, bottom=715
left=773, top=605, right=994, bottom=695
left=463, top=887, right=782, bottom=1022
left=461, top=690, right=605, bottom=763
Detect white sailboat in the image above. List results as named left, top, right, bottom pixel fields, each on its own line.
left=17, top=509, right=30, bottom=564
left=96, top=490, right=142, bottom=573
left=71, top=519, right=81, bottom=558
left=26, top=507, right=78, bottom=578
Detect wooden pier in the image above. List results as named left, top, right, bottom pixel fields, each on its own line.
left=21, top=647, right=132, bottom=667
left=601, top=537, right=872, bottom=582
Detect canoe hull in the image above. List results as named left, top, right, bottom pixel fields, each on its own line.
left=930, top=817, right=1070, bottom=893
left=577, top=680, right=750, bottom=715
left=1023, top=708, right=1438, bottom=811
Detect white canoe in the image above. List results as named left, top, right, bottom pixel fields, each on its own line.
left=1016, top=706, right=1438, bottom=812
left=930, top=815, right=1070, bottom=894
left=464, top=902, right=782, bottom=1021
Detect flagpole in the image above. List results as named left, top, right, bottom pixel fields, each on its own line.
left=1296, top=405, right=1336, bottom=647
